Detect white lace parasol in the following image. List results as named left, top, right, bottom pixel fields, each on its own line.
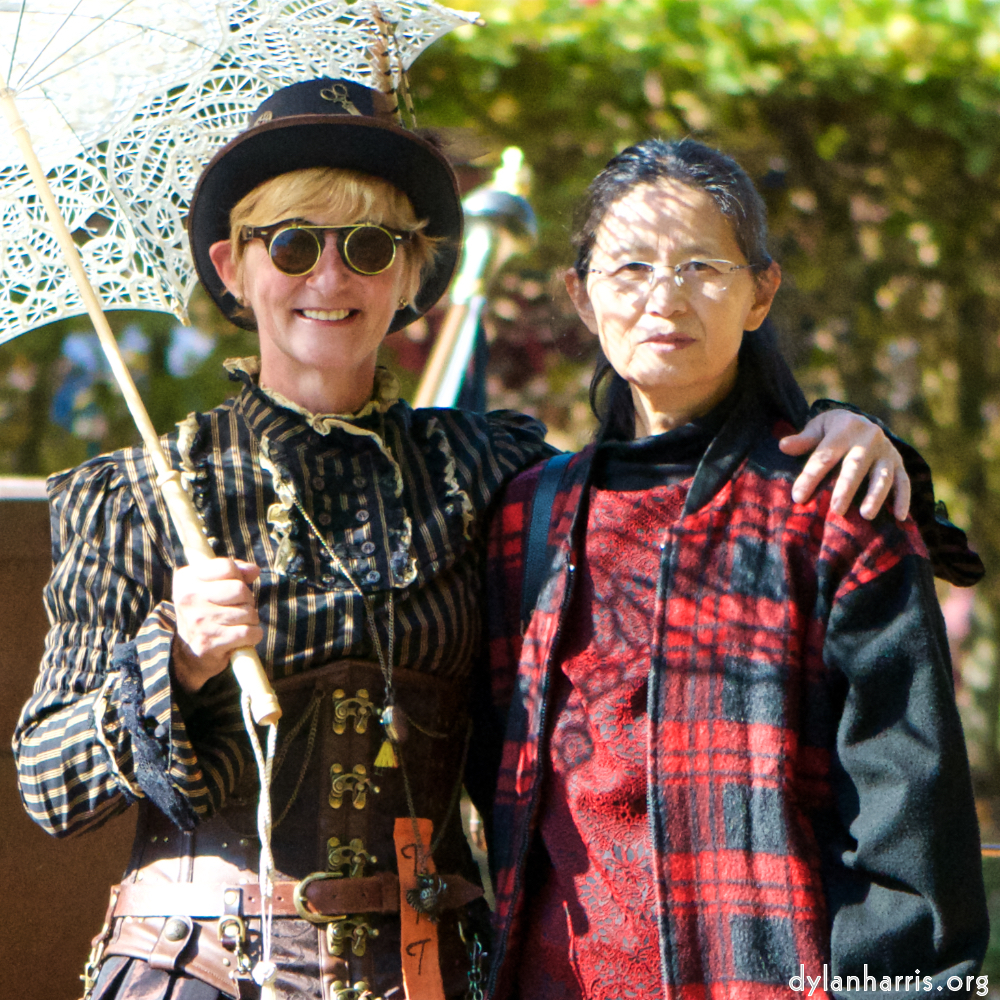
left=0, top=0, right=479, bottom=734
left=0, top=0, right=480, bottom=344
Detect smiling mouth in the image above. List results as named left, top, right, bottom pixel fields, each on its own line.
left=299, top=308, right=354, bottom=321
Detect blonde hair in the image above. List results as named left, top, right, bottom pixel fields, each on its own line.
left=228, top=167, right=440, bottom=319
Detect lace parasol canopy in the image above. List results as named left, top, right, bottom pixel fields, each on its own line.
left=0, top=0, right=480, bottom=344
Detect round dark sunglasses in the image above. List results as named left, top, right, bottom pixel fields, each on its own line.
left=240, top=221, right=409, bottom=276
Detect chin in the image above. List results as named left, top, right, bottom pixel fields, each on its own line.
left=625, top=362, right=695, bottom=391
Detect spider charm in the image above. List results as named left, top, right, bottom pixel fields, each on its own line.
left=405, top=873, right=447, bottom=923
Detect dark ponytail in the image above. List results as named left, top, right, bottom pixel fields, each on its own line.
left=588, top=351, right=635, bottom=443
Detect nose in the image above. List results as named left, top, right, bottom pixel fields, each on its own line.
left=305, top=231, right=351, bottom=285
left=645, top=265, right=687, bottom=311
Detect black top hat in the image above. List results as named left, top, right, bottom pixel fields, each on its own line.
left=188, top=78, right=462, bottom=334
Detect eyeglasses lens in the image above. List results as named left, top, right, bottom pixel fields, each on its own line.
left=269, top=228, right=321, bottom=275
left=343, top=226, right=396, bottom=274
left=267, top=225, right=397, bottom=276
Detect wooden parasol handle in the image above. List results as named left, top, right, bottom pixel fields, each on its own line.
left=0, top=85, right=281, bottom=726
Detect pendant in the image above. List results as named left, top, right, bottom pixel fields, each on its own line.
left=405, top=872, right=447, bottom=923
left=381, top=702, right=408, bottom=744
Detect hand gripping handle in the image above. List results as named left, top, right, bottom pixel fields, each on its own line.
left=157, top=472, right=282, bottom=726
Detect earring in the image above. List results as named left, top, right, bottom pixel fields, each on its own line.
left=398, top=297, right=408, bottom=309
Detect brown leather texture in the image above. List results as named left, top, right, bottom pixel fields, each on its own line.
left=108, top=916, right=250, bottom=995
left=97, top=659, right=487, bottom=1000
left=111, top=869, right=482, bottom=919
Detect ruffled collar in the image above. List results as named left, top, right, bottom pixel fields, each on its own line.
left=223, top=357, right=401, bottom=434
left=218, top=357, right=412, bottom=584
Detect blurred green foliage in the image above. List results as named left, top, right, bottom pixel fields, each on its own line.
left=429, top=0, right=1000, bottom=798
left=4, top=0, right=1000, bottom=827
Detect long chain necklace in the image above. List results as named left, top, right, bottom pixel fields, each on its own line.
left=292, top=496, right=398, bottom=742
left=290, top=434, right=470, bottom=907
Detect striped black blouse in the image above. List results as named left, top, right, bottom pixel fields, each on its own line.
left=12, top=362, right=550, bottom=836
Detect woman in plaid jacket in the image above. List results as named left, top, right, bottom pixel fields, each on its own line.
left=480, top=139, right=988, bottom=1000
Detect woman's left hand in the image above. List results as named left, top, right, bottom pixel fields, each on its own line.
left=779, top=410, right=910, bottom=521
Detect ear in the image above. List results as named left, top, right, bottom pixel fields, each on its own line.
left=564, top=268, right=599, bottom=335
left=209, top=240, right=241, bottom=298
left=744, top=262, right=782, bottom=331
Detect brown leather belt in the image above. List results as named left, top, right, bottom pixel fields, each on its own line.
left=111, top=871, right=481, bottom=919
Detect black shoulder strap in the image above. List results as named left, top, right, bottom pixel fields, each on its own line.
left=520, top=451, right=573, bottom=630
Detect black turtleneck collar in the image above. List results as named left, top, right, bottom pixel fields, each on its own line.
left=593, top=384, right=738, bottom=492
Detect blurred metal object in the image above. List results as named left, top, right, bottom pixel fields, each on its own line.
left=414, top=147, right=537, bottom=409
left=0, top=477, right=47, bottom=499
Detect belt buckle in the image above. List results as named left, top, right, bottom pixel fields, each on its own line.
left=293, top=871, right=342, bottom=925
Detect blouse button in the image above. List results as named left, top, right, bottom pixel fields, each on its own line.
left=360, top=541, right=376, bottom=556
left=317, top=512, right=332, bottom=526
left=356, top=509, right=370, bottom=523
left=312, top=476, right=325, bottom=491
left=365, top=570, right=381, bottom=584
left=353, top=476, right=367, bottom=488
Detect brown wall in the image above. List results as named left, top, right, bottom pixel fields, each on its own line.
left=0, top=494, right=135, bottom=997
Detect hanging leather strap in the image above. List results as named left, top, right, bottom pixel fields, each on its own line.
left=520, top=451, right=573, bottom=631
left=394, top=817, right=446, bottom=1000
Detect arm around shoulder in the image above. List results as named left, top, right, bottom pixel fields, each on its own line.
left=807, top=398, right=984, bottom=587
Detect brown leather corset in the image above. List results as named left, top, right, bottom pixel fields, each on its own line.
left=101, top=660, right=487, bottom=1000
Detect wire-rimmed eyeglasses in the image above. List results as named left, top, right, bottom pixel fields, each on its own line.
left=240, top=221, right=410, bottom=277
left=587, top=258, right=758, bottom=294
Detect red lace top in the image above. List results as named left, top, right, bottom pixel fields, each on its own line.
left=518, top=478, right=689, bottom=1000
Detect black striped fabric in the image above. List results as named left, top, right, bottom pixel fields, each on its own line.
left=13, top=364, right=549, bottom=836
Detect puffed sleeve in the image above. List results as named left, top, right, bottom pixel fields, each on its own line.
left=11, top=457, right=245, bottom=836
left=816, top=524, right=988, bottom=992
left=482, top=409, right=553, bottom=477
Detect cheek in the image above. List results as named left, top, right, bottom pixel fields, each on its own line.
left=718, top=282, right=758, bottom=327
left=591, top=293, right=642, bottom=340
left=239, top=251, right=274, bottom=307
left=241, top=272, right=267, bottom=315
left=244, top=269, right=297, bottom=327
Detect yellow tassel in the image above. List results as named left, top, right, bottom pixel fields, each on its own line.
left=375, top=739, right=398, bottom=769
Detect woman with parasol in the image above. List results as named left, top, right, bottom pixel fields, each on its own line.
left=482, top=138, right=987, bottom=1000
left=13, top=77, right=935, bottom=1000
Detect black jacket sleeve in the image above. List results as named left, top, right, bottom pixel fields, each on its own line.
left=819, top=554, right=988, bottom=997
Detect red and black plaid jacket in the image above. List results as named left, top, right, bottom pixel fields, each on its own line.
left=478, top=374, right=987, bottom=1000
